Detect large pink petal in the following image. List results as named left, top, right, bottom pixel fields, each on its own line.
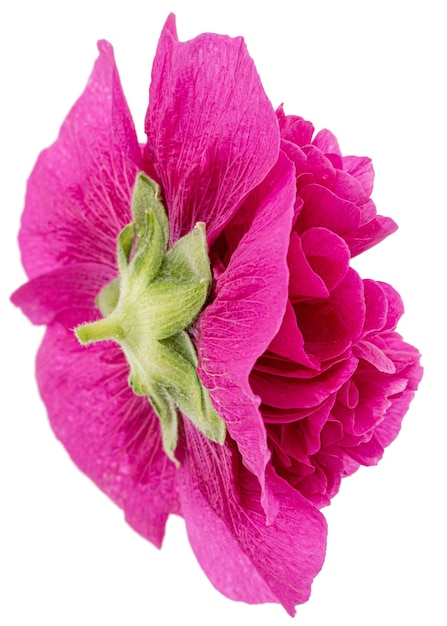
left=197, top=152, right=295, bottom=518
left=37, top=312, right=175, bottom=547
left=179, top=422, right=327, bottom=615
left=145, top=14, right=280, bottom=243
left=20, top=41, right=141, bottom=279
left=11, top=263, right=114, bottom=325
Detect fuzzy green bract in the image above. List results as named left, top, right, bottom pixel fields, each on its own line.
left=76, top=173, right=226, bottom=463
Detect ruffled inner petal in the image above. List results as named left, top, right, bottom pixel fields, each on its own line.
left=301, top=227, right=351, bottom=292
left=297, top=184, right=361, bottom=235
left=344, top=214, right=397, bottom=256
left=293, top=268, right=365, bottom=362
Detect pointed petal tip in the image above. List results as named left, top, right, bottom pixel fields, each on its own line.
left=97, top=39, right=113, bottom=54
left=163, top=13, right=177, bottom=38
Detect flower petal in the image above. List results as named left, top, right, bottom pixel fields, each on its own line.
left=312, top=129, right=341, bottom=155
left=250, top=357, right=358, bottom=410
left=354, top=340, right=397, bottom=374
left=362, top=279, right=388, bottom=334
left=297, top=183, right=361, bottom=235
left=179, top=422, right=327, bottom=615
left=379, top=281, right=405, bottom=330
left=267, top=300, right=317, bottom=367
left=301, top=227, right=351, bottom=292
left=293, top=268, right=365, bottom=362
left=145, top=14, right=280, bottom=243
left=11, top=263, right=114, bottom=325
left=276, top=106, right=315, bottom=146
left=20, top=41, right=140, bottom=279
left=37, top=313, right=175, bottom=547
left=344, top=214, right=398, bottom=256
left=342, top=155, right=375, bottom=196
left=288, top=232, right=329, bottom=300
left=197, top=152, right=295, bottom=518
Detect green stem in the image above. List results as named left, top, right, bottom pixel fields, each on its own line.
left=75, top=315, right=125, bottom=345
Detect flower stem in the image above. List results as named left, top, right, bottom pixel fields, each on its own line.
left=75, top=315, right=125, bottom=345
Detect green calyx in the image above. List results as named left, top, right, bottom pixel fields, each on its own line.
left=75, top=173, right=226, bottom=465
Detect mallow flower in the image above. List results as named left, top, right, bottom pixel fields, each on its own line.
left=12, top=14, right=422, bottom=616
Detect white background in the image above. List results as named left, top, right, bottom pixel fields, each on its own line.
left=1, top=1, right=445, bottom=624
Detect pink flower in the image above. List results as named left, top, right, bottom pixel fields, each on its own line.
left=12, top=14, right=421, bottom=616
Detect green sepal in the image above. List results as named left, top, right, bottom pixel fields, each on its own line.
left=95, top=277, right=120, bottom=317
left=126, top=330, right=225, bottom=447
left=162, top=332, right=226, bottom=444
left=142, top=281, right=209, bottom=339
left=75, top=172, right=226, bottom=465
left=159, top=222, right=211, bottom=285
left=147, top=385, right=179, bottom=467
left=132, top=208, right=165, bottom=285
left=117, top=223, right=135, bottom=274
left=131, top=172, right=169, bottom=250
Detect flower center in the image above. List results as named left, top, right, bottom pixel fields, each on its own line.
left=75, top=173, right=226, bottom=464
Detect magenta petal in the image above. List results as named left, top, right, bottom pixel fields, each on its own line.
left=145, top=15, right=280, bottom=243
left=197, top=152, right=295, bottom=517
left=379, top=281, right=405, bottom=330
left=354, top=340, right=396, bottom=374
left=37, top=317, right=175, bottom=547
left=298, top=183, right=361, bottom=235
left=288, top=232, right=329, bottom=300
left=20, top=40, right=140, bottom=280
left=375, top=363, right=423, bottom=447
left=342, top=155, right=375, bottom=195
left=301, top=227, right=351, bottom=292
left=251, top=357, right=358, bottom=409
left=312, top=129, right=341, bottom=155
left=344, top=214, right=398, bottom=256
left=11, top=263, right=114, bottom=324
left=362, top=279, right=388, bottom=334
left=268, top=301, right=317, bottom=367
left=276, top=106, right=315, bottom=146
left=179, top=423, right=327, bottom=615
left=293, top=268, right=365, bottom=362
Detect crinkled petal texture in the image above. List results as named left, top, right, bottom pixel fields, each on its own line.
left=19, top=40, right=141, bottom=280
left=145, top=14, right=280, bottom=243
left=38, top=309, right=176, bottom=547
left=12, top=41, right=177, bottom=546
left=179, top=421, right=327, bottom=616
